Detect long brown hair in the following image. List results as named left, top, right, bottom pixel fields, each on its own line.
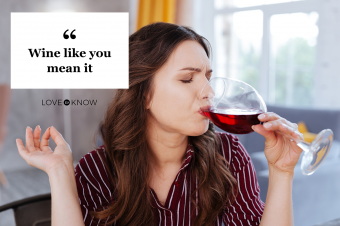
left=91, top=22, right=237, bottom=226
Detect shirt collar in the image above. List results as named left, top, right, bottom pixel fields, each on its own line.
left=182, top=142, right=195, bottom=168
left=149, top=142, right=195, bottom=209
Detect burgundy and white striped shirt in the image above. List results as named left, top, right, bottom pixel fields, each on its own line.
left=74, top=132, right=265, bottom=226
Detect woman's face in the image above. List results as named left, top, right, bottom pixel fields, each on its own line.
left=146, top=40, right=212, bottom=136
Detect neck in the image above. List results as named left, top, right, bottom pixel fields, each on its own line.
left=146, top=117, right=188, bottom=172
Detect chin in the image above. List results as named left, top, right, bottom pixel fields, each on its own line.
left=186, top=122, right=209, bottom=136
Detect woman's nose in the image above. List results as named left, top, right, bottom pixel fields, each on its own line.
left=198, top=78, right=215, bottom=108
left=198, top=75, right=214, bottom=95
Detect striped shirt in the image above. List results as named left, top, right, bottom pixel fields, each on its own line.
left=74, top=132, right=265, bottom=226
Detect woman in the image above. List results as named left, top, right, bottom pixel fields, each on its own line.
left=16, top=22, right=304, bottom=226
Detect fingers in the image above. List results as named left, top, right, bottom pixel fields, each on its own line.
left=290, top=129, right=304, bottom=141
left=271, top=120, right=296, bottom=137
left=40, top=127, right=50, bottom=148
left=259, top=112, right=298, bottom=129
left=49, top=126, right=68, bottom=146
left=258, top=112, right=281, bottom=122
left=35, top=126, right=67, bottom=153
left=25, top=126, right=35, bottom=151
left=260, top=115, right=303, bottom=140
left=20, top=126, right=68, bottom=156
left=252, top=124, right=276, bottom=141
left=33, top=125, right=41, bottom=148
left=16, top=138, right=29, bottom=161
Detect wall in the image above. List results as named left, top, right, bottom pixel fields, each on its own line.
left=314, top=0, right=340, bottom=109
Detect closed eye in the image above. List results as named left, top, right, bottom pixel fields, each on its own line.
left=181, top=78, right=193, bottom=83
left=181, top=72, right=212, bottom=83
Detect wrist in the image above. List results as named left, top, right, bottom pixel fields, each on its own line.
left=47, top=160, right=79, bottom=207
left=47, top=161, right=74, bottom=179
left=268, top=163, right=294, bottom=179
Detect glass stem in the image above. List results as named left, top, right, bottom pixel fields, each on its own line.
left=275, top=129, right=311, bottom=153
left=296, top=140, right=311, bottom=153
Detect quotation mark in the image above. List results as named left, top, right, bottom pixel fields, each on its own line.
left=63, top=29, right=76, bottom=39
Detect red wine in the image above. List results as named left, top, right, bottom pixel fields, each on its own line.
left=203, top=108, right=264, bottom=134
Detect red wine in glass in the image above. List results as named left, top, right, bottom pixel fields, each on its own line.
left=199, top=77, right=333, bottom=175
left=202, top=107, right=264, bottom=134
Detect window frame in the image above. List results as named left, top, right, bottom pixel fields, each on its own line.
left=205, top=0, right=322, bottom=105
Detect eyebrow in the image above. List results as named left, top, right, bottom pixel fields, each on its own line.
left=178, top=67, right=213, bottom=73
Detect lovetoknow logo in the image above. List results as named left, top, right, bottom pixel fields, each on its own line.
left=42, top=99, right=98, bottom=106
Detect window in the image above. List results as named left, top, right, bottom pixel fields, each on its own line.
left=215, top=10, right=263, bottom=90
left=270, top=12, right=318, bottom=106
left=215, top=0, right=305, bottom=9
left=213, top=0, right=319, bottom=107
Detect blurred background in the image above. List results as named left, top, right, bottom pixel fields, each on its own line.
left=0, top=0, right=339, bottom=225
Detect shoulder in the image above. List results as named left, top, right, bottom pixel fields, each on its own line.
left=215, top=132, right=251, bottom=174
left=75, top=145, right=115, bottom=223
left=217, top=132, right=265, bottom=223
left=75, top=145, right=108, bottom=178
left=74, top=145, right=113, bottom=202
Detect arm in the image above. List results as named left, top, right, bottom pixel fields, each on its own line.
left=252, top=112, right=305, bottom=226
left=260, top=166, right=293, bottom=226
left=221, top=131, right=297, bottom=226
left=74, top=149, right=115, bottom=225
left=48, top=163, right=85, bottom=226
left=16, top=126, right=85, bottom=226
left=222, top=134, right=265, bottom=225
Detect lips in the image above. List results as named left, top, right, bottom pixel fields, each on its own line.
left=198, top=109, right=206, bottom=116
left=198, top=105, right=212, bottom=116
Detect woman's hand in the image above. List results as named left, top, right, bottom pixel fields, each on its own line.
left=16, top=126, right=73, bottom=175
left=252, top=112, right=304, bottom=174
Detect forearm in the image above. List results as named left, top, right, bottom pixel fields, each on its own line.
left=260, top=165, right=294, bottom=226
left=48, top=164, right=85, bottom=226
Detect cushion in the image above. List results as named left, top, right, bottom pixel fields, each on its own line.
left=298, top=121, right=317, bottom=143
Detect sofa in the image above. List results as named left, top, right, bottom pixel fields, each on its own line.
left=235, top=104, right=340, bottom=226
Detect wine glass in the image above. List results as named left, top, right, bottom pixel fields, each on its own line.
left=199, top=77, right=333, bottom=176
